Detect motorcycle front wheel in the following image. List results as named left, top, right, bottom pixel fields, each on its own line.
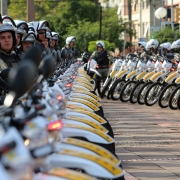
left=110, top=79, right=126, bottom=100
left=101, top=78, right=112, bottom=99
left=158, top=83, right=177, bottom=108
left=169, top=85, right=180, bottom=110
left=144, top=82, right=163, bottom=106
left=120, top=80, right=136, bottom=102
left=137, top=81, right=153, bottom=105
left=130, top=81, right=144, bottom=104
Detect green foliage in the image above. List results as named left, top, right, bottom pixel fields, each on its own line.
left=8, top=0, right=135, bottom=50
left=151, top=26, right=180, bottom=44
left=88, top=40, right=115, bottom=52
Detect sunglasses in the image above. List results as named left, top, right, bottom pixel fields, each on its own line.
left=38, top=31, right=45, bottom=34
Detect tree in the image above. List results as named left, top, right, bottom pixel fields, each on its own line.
left=7, top=0, right=135, bottom=50
left=151, top=26, right=180, bottom=44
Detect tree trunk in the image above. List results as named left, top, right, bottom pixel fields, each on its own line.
left=128, top=0, right=132, bottom=43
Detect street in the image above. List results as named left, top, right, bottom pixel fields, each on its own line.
left=102, top=99, right=180, bottom=180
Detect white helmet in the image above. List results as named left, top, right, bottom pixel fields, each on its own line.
left=66, top=36, right=76, bottom=45
left=96, top=41, right=105, bottom=49
left=146, top=39, right=159, bottom=50
left=138, top=41, right=146, bottom=47
left=162, top=42, right=172, bottom=50
left=171, top=39, right=180, bottom=49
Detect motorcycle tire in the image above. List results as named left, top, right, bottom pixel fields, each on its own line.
left=120, top=80, right=136, bottom=102
left=158, top=83, right=177, bottom=108
left=106, top=79, right=116, bottom=99
left=169, top=85, right=180, bottom=110
left=177, top=92, right=180, bottom=110
left=101, top=78, right=112, bottom=99
left=144, top=82, right=163, bottom=106
left=111, top=79, right=126, bottom=100
left=130, top=81, right=144, bottom=104
left=137, top=81, right=153, bottom=105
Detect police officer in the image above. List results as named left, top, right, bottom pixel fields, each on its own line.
left=42, top=30, right=52, bottom=50
left=65, top=36, right=76, bottom=58
left=18, top=31, right=36, bottom=59
left=0, top=23, right=18, bottom=70
left=50, top=32, right=60, bottom=51
left=33, top=20, right=50, bottom=53
left=90, top=41, right=111, bottom=95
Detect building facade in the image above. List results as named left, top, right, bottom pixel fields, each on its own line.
left=99, top=0, right=180, bottom=47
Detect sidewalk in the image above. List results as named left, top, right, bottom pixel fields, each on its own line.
left=101, top=99, right=180, bottom=180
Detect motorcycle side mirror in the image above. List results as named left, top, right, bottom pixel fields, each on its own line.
left=5, top=61, right=36, bottom=106
left=38, top=55, right=56, bottom=79
left=21, top=45, right=42, bottom=69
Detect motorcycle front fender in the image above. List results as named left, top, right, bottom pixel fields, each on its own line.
left=110, top=69, right=117, bottom=78
left=175, top=76, right=180, bottom=84
left=71, top=89, right=100, bottom=101
left=67, top=101, right=94, bottom=112
left=35, top=168, right=96, bottom=180
left=115, top=69, right=127, bottom=78
left=126, top=70, right=137, bottom=80
left=143, top=71, right=156, bottom=81
left=150, top=71, right=163, bottom=82
left=136, top=71, right=147, bottom=80
left=46, top=150, right=123, bottom=179
left=61, top=124, right=114, bottom=144
left=77, top=73, right=92, bottom=81
left=60, top=138, right=120, bottom=165
left=70, top=95, right=101, bottom=107
left=68, top=98, right=99, bottom=111
left=74, top=78, right=94, bottom=88
left=89, top=68, right=102, bottom=77
left=66, top=110, right=106, bottom=124
left=73, top=82, right=93, bottom=91
left=165, top=72, right=179, bottom=83
left=62, top=118, right=108, bottom=133
left=72, top=85, right=91, bottom=92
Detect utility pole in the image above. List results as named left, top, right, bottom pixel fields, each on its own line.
left=98, top=4, right=102, bottom=40
left=171, top=0, right=174, bottom=30
left=27, top=0, right=35, bottom=22
left=153, top=0, right=156, bottom=26
left=139, top=0, right=142, bottom=38
left=1, top=0, right=8, bottom=15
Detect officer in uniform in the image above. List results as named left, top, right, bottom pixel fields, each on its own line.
left=0, top=23, right=18, bottom=70
left=90, top=41, right=111, bottom=95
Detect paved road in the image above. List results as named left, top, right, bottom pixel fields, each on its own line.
left=101, top=99, right=180, bottom=180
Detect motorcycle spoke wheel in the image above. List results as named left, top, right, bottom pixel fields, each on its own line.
left=144, top=83, right=163, bottom=106
left=111, top=79, right=126, bottom=100
left=169, top=86, right=180, bottom=110
left=120, top=81, right=136, bottom=102
left=101, top=78, right=112, bottom=99
left=158, top=83, right=177, bottom=108
left=137, top=82, right=153, bottom=105
left=130, top=81, right=144, bottom=103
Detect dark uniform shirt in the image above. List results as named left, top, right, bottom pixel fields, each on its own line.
left=0, top=49, right=18, bottom=71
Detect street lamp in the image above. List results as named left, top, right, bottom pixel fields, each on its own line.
left=155, top=7, right=167, bottom=19
left=154, top=7, right=173, bottom=30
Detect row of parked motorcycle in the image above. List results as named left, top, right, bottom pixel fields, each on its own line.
left=85, top=50, right=180, bottom=110
left=0, top=46, right=124, bottom=180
